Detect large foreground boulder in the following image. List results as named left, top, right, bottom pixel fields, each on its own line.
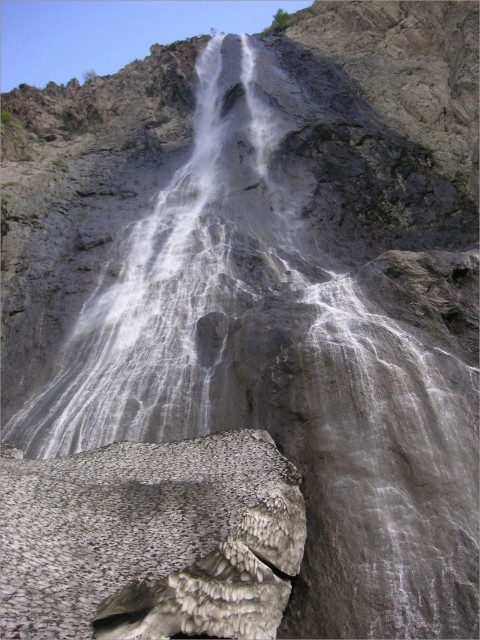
left=0, top=429, right=306, bottom=640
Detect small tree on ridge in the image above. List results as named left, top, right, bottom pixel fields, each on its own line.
left=273, top=9, right=291, bottom=31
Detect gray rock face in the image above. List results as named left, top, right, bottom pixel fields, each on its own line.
left=356, top=249, right=479, bottom=366
left=1, top=149, right=171, bottom=422
left=1, top=37, right=208, bottom=161
left=1, top=37, right=207, bottom=423
left=286, top=0, right=479, bottom=203
left=274, top=255, right=478, bottom=640
left=1, top=3, right=478, bottom=639
left=1, top=429, right=306, bottom=640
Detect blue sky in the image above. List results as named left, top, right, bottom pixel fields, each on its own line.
left=1, top=0, right=313, bottom=92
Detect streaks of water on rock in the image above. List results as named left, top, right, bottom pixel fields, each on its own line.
left=2, top=31, right=478, bottom=640
left=302, top=274, right=478, bottom=638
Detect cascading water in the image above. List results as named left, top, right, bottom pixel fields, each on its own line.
left=240, top=34, right=280, bottom=180
left=3, top=33, right=478, bottom=639
left=4, top=34, right=232, bottom=457
left=302, top=275, right=478, bottom=637
left=3, top=34, right=295, bottom=459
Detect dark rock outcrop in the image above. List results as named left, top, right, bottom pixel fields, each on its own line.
left=356, top=249, right=479, bottom=366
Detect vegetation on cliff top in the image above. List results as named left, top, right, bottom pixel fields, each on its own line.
left=264, top=8, right=294, bottom=34
left=1, top=111, right=13, bottom=124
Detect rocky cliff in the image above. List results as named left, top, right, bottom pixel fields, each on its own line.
left=1, top=36, right=208, bottom=420
left=1, top=2, right=478, bottom=639
left=286, top=0, right=479, bottom=202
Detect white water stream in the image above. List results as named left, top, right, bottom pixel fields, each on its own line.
left=302, top=275, right=478, bottom=637
left=4, top=35, right=291, bottom=458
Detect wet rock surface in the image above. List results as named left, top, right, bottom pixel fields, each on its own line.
left=0, top=429, right=305, bottom=640
left=1, top=151, right=186, bottom=422
left=356, top=249, right=479, bottom=366
left=1, top=37, right=207, bottom=423
left=268, top=34, right=478, bottom=270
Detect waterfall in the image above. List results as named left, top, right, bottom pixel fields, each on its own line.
left=240, top=34, right=280, bottom=180
left=3, top=34, right=297, bottom=459
left=302, top=275, right=478, bottom=637
left=3, top=34, right=232, bottom=458
left=3, top=33, right=478, bottom=638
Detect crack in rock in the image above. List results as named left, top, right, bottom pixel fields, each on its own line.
left=93, top=483, right=305, bottom=640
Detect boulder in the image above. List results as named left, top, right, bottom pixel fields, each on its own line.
left=0, top=429, right=306, bottom=640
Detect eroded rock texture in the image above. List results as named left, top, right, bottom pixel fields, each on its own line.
left=286, top=0, right=479, bottom=203
left=0, top=429, right=306, bottom=640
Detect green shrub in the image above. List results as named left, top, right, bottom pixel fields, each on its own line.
left=1, top=111, right=13, bottom=124
left=264, top=8, right=292, bottom=34
left=274, top=8, right=290, bottom=30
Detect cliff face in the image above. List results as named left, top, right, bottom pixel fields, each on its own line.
left=1, top=2, right=478, bottom=639
left=1, top=37, right=207, bottom=419
left=2, top=2, right=478, bottom=428
left=286, top=0, right=479, bottom=202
